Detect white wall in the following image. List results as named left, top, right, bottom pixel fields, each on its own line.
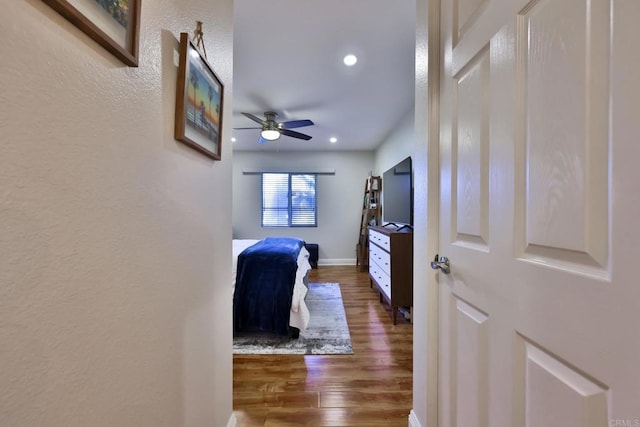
left=0, top=1, right=234, bottom=426
left=374, top=110, right=415, bottom=176
left=374, top=110, right=415, bottom=228
left=232, top=151, right=374, bottom=263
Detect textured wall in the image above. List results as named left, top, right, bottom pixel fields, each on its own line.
left=0, top=1, right=233, bottom=426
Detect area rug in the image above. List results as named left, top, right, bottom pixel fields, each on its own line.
left=233, top=282, right=353, bottom=355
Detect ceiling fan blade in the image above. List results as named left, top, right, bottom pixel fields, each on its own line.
left=280, top=128, right=312, bottom=141
left=281, top=119, right=314, bottom=129
left=257, top=136, right=269, bottom=144
left=242, top=112, right=265, bottom=125
left=233, top=127, right=261, bottom=130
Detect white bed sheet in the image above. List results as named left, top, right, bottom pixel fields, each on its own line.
left=232, top=239, right=312, bottom=333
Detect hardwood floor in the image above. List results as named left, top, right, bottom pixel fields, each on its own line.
left=233, top=265, right=413, bottom=426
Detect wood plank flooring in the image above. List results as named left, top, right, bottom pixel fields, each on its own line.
left=233, top=265, right=413, bottom=426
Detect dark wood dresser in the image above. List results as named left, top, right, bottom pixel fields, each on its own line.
left=368, top=225, right=413, bottom=324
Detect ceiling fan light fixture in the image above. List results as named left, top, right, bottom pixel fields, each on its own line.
left=343, top=54, right=358, bottom=67
left=261, top=118, right=281, bottom=140
left=238, top=111, right=313, bottom=143
left=261, top=129, right=280, bottom=140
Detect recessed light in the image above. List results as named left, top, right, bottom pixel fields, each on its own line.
left=343, top=54, right=357, bottom=67
left=231, top=137, right=236, bottom=142
left=330, top=137, right=338, bottom=143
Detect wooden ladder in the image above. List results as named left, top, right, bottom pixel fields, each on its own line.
left=356, top=175, right=381, bottom=271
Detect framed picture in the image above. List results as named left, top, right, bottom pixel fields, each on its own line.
left=175, top=32, right=224, bottom=160
left=42, top=0, right=141, bottom=67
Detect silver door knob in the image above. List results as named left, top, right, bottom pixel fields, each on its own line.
left=430, top=254, right=450, bottom=274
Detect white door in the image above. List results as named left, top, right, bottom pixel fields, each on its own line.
left=436, top=0, right=640, bottom=425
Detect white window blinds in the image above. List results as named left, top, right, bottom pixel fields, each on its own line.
left=262, top=173, right=317, bottom=227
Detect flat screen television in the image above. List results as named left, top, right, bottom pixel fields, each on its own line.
left=382, top=156, right=413, bottom=227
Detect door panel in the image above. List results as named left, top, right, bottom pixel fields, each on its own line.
left=516, top=0, right=610, bottom=273
left=453, top=298, right=489, bottom=427
left=437, top=0, right=640, bottom=425
left=452, top=47, right=490, bottom=250
left=454, top=0, right=490, bottom=45
left=520, top=338, right=609, bottom=427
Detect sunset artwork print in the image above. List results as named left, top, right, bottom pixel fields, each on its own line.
left=186, top=45, right=221, bottom=146
left=175, top=33, right=224, bottom=160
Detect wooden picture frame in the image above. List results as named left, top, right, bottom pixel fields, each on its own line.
left=42, top=0, right=141, bottom=67
left=175, top=32, right=224, bottom=160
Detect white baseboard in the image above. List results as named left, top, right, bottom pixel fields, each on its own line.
left=408, top=410, right=422, bottom=427
left=227, top=413, right=237, bottom=427
left=318, top=258, right=356, bottom=266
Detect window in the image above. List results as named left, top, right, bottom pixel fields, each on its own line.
left=262, top=173, right=317, bottom=227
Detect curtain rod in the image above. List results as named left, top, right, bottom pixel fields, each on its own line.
left=242, top=169, right=336, bottom=175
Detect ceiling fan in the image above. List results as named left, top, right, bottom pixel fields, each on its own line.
left=234, top=111, right=314, bottom=143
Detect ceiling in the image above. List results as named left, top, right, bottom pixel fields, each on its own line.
left=231, top=0, right=416, bottom=152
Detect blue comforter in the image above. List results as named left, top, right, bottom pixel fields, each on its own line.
left=233, top=237, right=305, bottom=336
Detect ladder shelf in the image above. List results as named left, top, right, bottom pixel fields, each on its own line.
left=356, top=175, right=382, bottom=271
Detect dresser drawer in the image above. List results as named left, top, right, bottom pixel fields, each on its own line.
left=369, top=243, right=391, bottom=276
left=369, top=229, right=390, bottom=251
left=378, top=275, right=391, bottom=301
left=369, top=260, right=391, bottom=301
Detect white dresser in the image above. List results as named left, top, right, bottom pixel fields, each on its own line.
left=368, top=225, right=413, bottom=324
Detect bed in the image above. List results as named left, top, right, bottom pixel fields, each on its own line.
left=232, top=237, right=312, bottom=337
